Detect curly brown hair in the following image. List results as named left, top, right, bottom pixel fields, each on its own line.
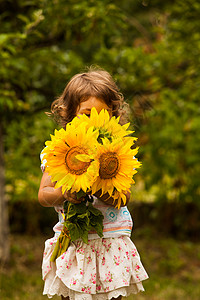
left=50, top=68, right=129, bottom=127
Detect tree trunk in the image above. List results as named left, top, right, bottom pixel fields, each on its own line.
left=0, top=122, right=9, bottom=264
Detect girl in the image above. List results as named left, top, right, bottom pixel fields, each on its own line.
left=38, top=68, right=148, bottom=300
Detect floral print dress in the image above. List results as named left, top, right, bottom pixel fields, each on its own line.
left=42, top=198, right=148, bottom=299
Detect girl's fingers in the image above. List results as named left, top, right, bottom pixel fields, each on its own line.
left=78, top=196, right=85, bottom=201
left=63, top=190, right=85, bottom=203
left=68, top=194, right=82, bottom=203
left=69, top=198, right=82, bottom=204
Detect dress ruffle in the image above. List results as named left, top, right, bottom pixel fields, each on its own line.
left=42, top=236, right=148, bottom=299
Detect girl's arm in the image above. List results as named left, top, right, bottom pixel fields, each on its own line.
left=38, top=172, right=130, bottom=207
left=38, top=172, right=82, bottom=207
left=94, top=190, right=130, bottom=207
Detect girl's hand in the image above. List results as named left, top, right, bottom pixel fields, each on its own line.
left=63, top=190, right=85, bottom=204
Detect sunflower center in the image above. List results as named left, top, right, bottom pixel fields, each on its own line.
left=65, top=146, right=90, bottom=175
left=99, top=152, right=120, bottom=179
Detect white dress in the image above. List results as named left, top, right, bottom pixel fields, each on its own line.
left=41, top=198, right=149, bottom=299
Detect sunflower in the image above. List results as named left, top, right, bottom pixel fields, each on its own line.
left=42, top=124, right=99, bottom=194
left=91, top=137, right=141, bottom=209
left=72, top=107, right=135, bottom=142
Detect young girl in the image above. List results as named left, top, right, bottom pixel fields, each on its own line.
left=38, top=68, right=148, bottom=300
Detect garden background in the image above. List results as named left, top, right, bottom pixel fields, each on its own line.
left=0, top=0, right=200, bottom=299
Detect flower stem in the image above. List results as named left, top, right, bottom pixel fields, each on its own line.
left=50, top=227, right=71, bottom=262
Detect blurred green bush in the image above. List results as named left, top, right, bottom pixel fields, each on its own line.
left=1, top=0, right=200, bottom=233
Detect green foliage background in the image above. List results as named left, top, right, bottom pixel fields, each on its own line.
left=1, top=0, right=200, bottom=208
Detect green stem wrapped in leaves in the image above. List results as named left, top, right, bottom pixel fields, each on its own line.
left=50, top=195, right=104, bottom=262
left=50, top=227, right=70, bottom=262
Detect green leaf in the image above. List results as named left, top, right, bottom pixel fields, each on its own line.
left=65, top=221, right=80, bottom=241
left=64, top=201, right=88, bottom=220
left=88, top=202, right=103, bottom=216
left=76, top=190, right=86, bottom=199
left=91, top=222, right=104, bottom=238
left=77, top=223, right=89, bottom=244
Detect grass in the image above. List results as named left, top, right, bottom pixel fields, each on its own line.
left=1, top=229, right=200, bottom=300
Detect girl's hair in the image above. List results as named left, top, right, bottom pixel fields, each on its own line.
left=51, top=67, right=129, bottom=127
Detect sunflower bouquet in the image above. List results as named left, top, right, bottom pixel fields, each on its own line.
left=41, top=108, right=141, bottom=261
